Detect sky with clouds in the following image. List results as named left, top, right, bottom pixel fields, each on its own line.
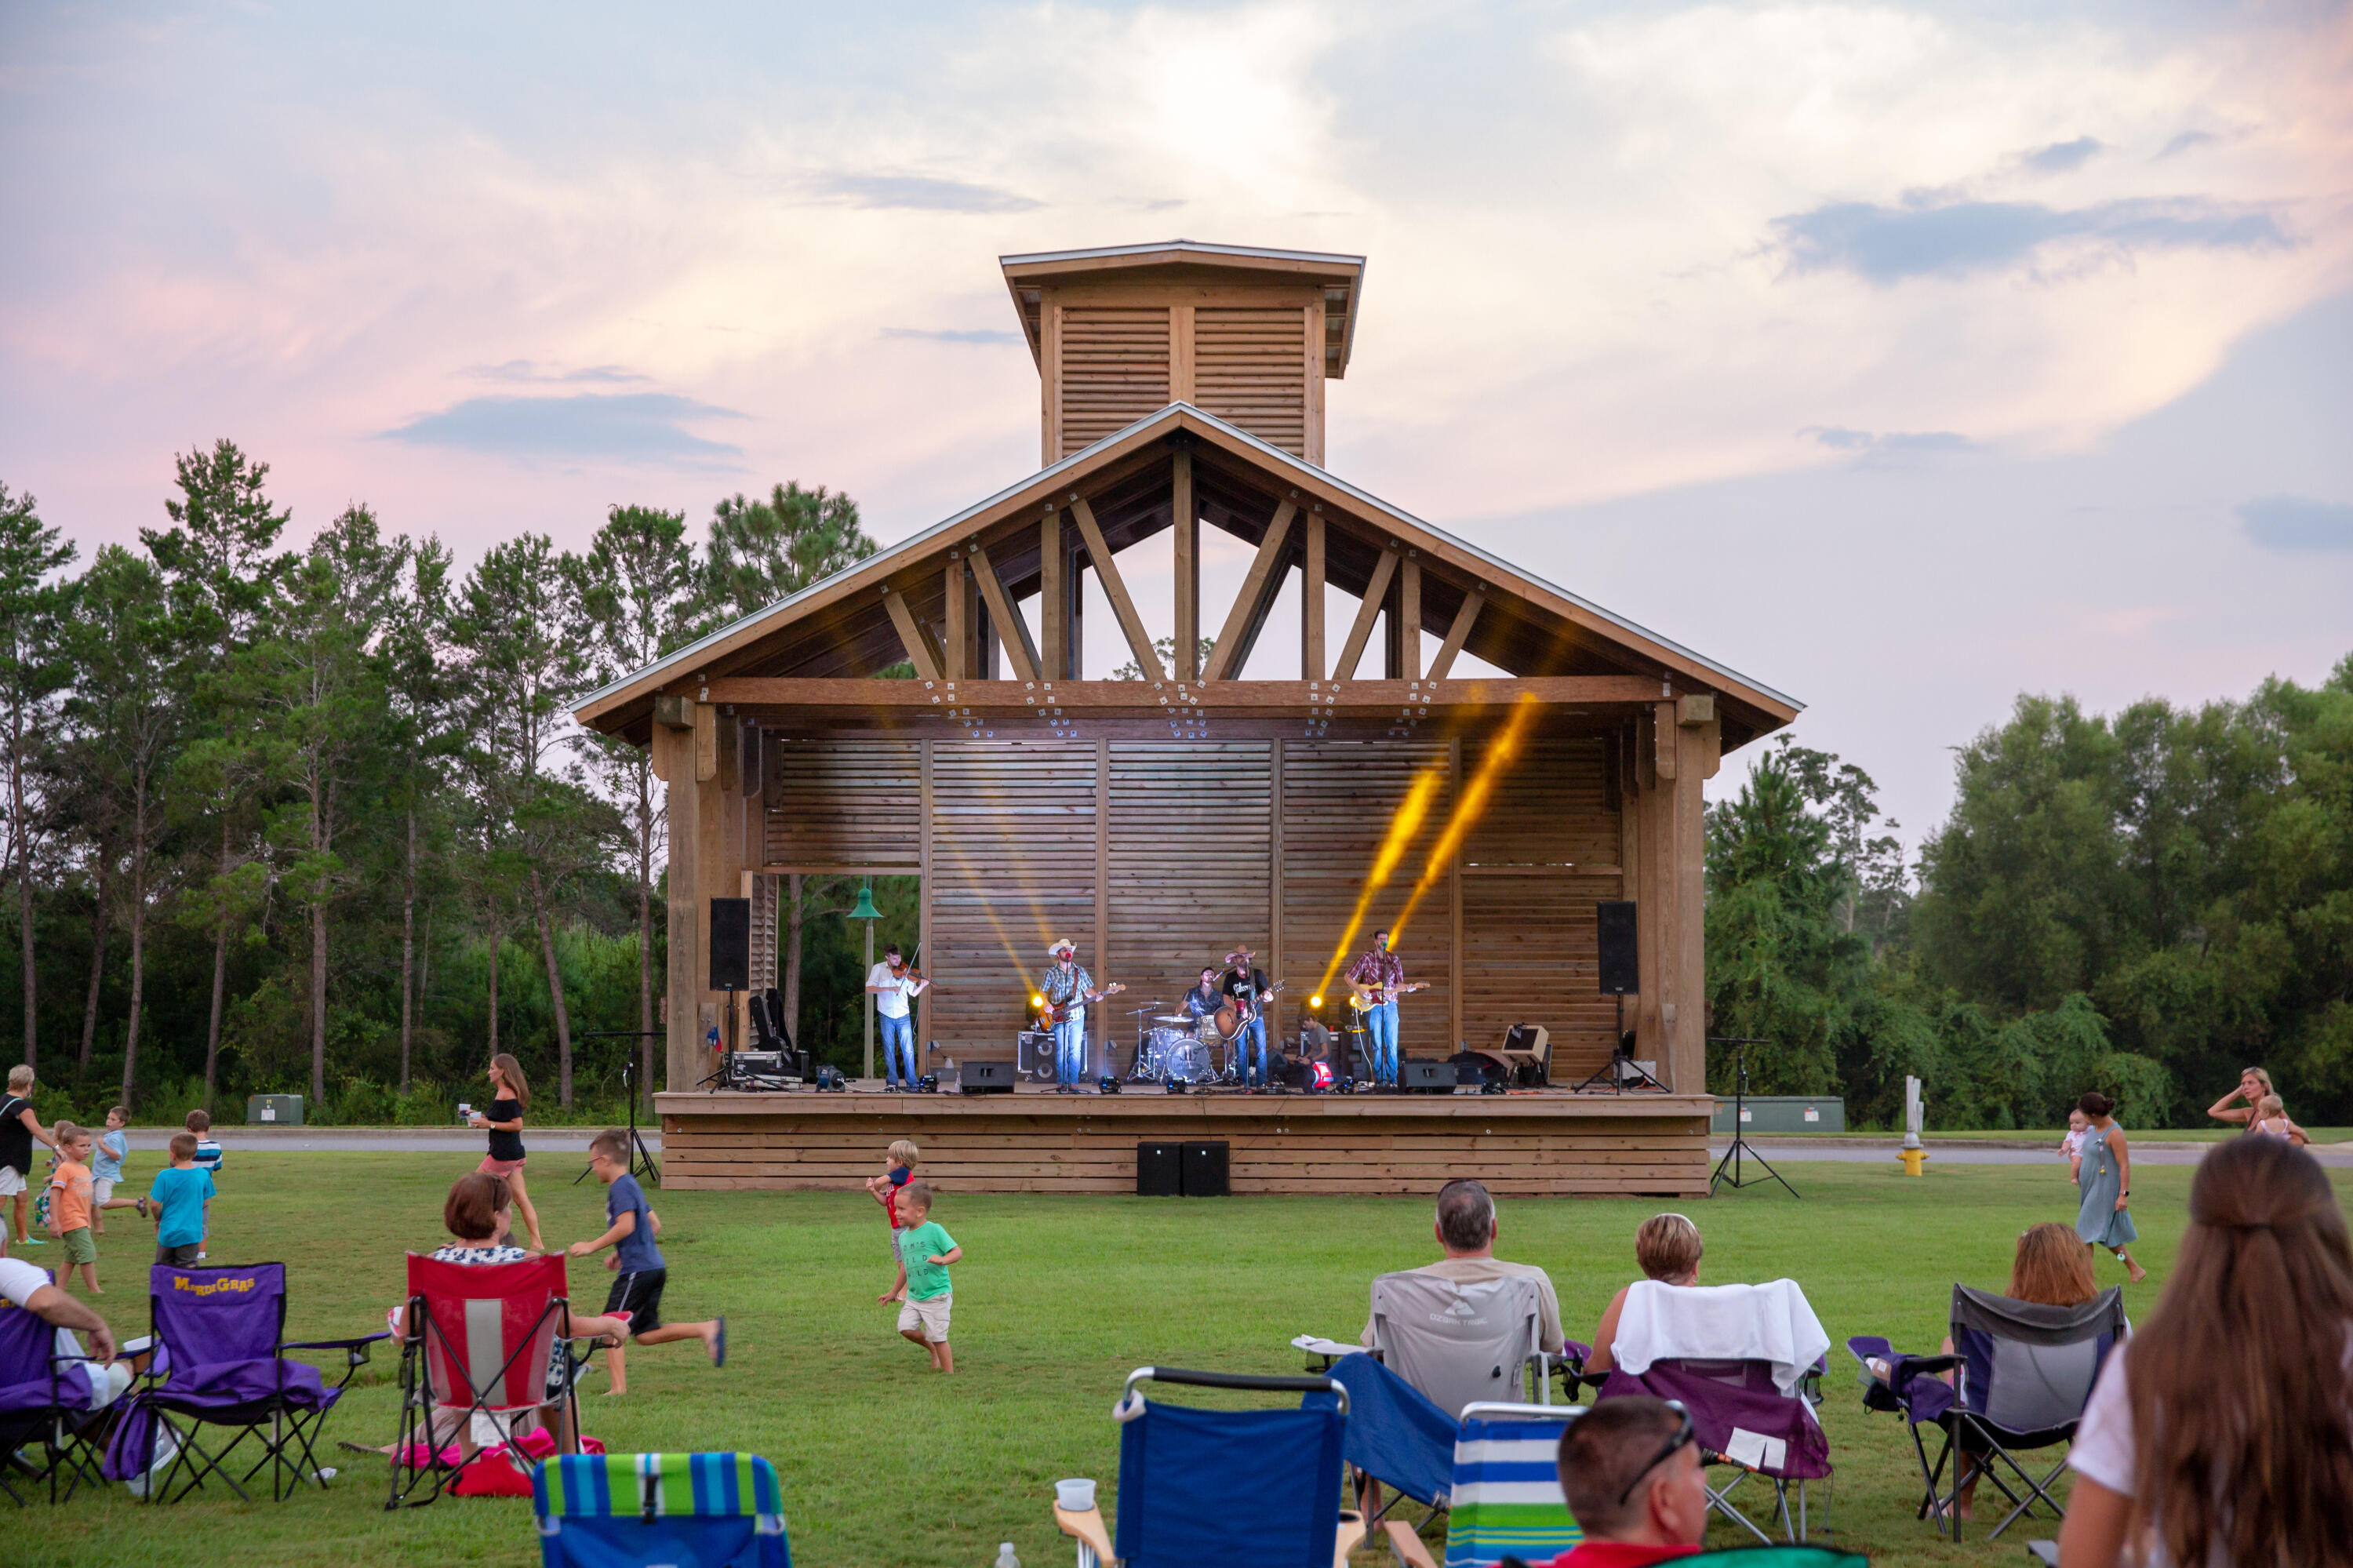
left=2, top=0, right=2348, bottom=847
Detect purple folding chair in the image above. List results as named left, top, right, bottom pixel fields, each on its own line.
left=1596, top=1359, right=1831, bottom=1543
left=102, top=1263, right=387, bottom=1502
left=1, top=1264, right=110, bottom=1504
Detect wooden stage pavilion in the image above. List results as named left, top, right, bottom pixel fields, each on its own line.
left=576, top=241, right=1799, bottom=1199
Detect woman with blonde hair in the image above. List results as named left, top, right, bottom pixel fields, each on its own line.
left=1584, top=1213, right=1704, bottom=1376
left=467, top=1053, right=543, bottom=1251
left=2058, top=1134, right=2353, bottom=1566
left=2205, top=1065, right=2275, bottom=1130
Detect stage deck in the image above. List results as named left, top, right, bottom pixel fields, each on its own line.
left=655, top=1086, right=1714, bottom=1197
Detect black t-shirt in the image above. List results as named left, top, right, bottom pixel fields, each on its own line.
left=1222, top=968, right=1267, bottom=1007
left=0, top=1096, right=29, bottom=1174
left=486, top=1097, right=526, bottom=1162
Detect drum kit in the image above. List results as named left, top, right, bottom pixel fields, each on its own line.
left=1124, top=1002, right=1263, bottom=1085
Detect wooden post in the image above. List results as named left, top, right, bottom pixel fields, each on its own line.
left=661, top=722, right=701, bottom=1095
left=1169, top=303, right=1195, bottom=404
left=943, top=555, right=967, bottom=682
left=699, top=704, right=739, bottom=1062
left=1173, top=450, right=1198, bottom=680
left=1399, top=555, right=1422, bottom=682
left=1449, top=735, right=1463, bottom=1053
left=1668, top=718, right=1709, bottom=1096
left=1304, top=297, right=1326, bottom=467
left=1301, top=511, right=1326, bottom=679
left=1270, top=737, right=1285, bottom=1041
left=1040, top=510, right=1065, bottom=681
left=1041, top=298, right=1061, bottom=467
left=1095, top=739, right=1111, bottom=991
left=918, top=740, right=934, bottom=1046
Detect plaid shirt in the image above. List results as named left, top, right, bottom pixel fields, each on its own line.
left=1346, top=948, right=1406, bottom=997
left=1042, top=962, right=1094, bottom=1008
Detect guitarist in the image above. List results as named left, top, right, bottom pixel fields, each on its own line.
left=1345, top=930, right=1419, bottom=1087
left=1220, top=946, right=1276, bottom=1089
left=1041, top=939, right=1121, bottom=1094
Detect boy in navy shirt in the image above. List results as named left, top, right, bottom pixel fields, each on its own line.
left=570, top=1128, right=725, bottom=1395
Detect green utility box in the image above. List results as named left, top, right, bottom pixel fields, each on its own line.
left=1712, top=1095, right=1844, bottom=1134
left=245, top=1093, right=304, bottom=1126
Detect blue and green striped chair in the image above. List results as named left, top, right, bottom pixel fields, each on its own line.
left=1442, top=1404, right=1580, bottom=1568
left=533, top=1452, right=790, bottom=1568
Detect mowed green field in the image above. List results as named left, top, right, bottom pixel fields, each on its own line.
left=14, top=1151, right=2351, bottom=1567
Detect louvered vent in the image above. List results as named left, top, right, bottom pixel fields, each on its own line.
left=1059, top=307, right=1170, bottom=457
left=1194, top=307, right=1308, bottom=456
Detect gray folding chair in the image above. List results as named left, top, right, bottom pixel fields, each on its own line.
left=1367, top=1271, right=1558, bottom=1420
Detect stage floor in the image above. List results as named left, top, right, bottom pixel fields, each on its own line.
left=654, top=1086, right=1714, bottom=1196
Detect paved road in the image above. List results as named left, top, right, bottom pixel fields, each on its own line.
left=127, top=1126, right=2350, bottom=1166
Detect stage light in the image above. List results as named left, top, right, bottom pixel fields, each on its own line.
left=1031, top=994, right=1046, bottom=1010
left=1309, top=994, right=1323, bottom=1010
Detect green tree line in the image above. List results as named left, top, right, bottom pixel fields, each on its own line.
left=1707, top=657, right=2353, bottom=1129
left=0, top=446, right=888, bottom=1126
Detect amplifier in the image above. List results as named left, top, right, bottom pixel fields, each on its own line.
left=1017, top=1030, right=1058, bottom=1082
left=1398, top=1059, right=1455, bottom=1093
left=960, top=1059, right=1017, bottom=1094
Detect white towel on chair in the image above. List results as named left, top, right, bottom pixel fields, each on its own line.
left=1609, top=1279, right=1829, bottom=1397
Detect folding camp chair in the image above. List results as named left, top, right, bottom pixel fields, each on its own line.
left=390, top=1251, right=587, bottom=1508
left=1369, top=1271, right=1569, bottom=1419
left=1438, top=1402, right=1581, bottom=1568
left=534, top=1452, right=790, bottom=1568
left=100, top=1263, right=386, bottom=1503
left=1052, top=1366, right=1364, bottom=1568
left=1848, top=1283, right=2126, bottom=1541
left=1322, top=1350, right=1455, bottom=1539
left=1596, top=1279, right=1834, bottom=1544
left=0, top=1264, right=121, bottom=1504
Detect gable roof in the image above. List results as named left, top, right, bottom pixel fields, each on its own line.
left=573, top=402, right=1801, bottom=743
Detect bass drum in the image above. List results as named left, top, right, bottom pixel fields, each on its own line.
left=1137, top=1024, right=1191, bottom=1079
left=1163, top=1040, right=1219, bottom=1084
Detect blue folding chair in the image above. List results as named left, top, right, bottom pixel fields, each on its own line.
left=1326, top=1350, right=1455, bottom=1534
left=534, top=1452, right=789, bottom=1568
left=1053, top=1366, right=1363, bottom=1568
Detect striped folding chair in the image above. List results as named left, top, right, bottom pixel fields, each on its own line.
left=389, top=1252, right=580, bottom=1508
left=535, top=1452, right=791, bottom=1568
left=1438, top=1402, right=1581, bottom=1568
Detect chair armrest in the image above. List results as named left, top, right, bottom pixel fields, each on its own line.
left=1381, top=1518, right=1439, bottom=1568
left=1333, top=1509, right=1366, bottom=1568
left=1054, top=1504, right=1115, bottom=1568
left=283, top=1333, right=393, bottom=1351
left=1893, top=1353, right=1962, bottom=1382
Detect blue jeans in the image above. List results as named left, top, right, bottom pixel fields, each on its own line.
left=1364, top=1002, right=1400, bottom=1084
left=1053, top=1013, right=1088, bottom=1086
left=1230, top=1017, right=1267, bottom=1085
left=880, top=1013, right=917, bottom=1087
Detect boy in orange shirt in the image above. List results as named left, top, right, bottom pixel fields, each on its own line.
left=46, top=1122, right=101, bottom=1294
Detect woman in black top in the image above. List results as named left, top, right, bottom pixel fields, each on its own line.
left=466, top=1053, right=543, bottom=1251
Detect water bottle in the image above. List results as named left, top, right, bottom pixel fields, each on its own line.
left=995, top=1544, right=1020, bottom=1568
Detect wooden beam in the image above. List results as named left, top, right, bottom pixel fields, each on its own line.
left=1068, top=497, right=1164, bottom=682
left=1094, top=738, right=1111, bottom=985
left=1039, top=510, right=1065, bottom=681
left=966, top=540, right=1040, bottom=682
left=1398, top=555, right=1422, bottom=681
left=702, top=675, right=1668, bottom=709
left=1173, top=449, right=1198, bottom=681
left=1333, top=548, right=1399, bottom=681
left=918, top=740, right=934, bottom=1042
left=1301, top=511, right=1326, bottom=679
left=1203, top=501, right=1297, bottom=682
left=694, top=701, right=718, bottom=782
left=881, top=586, right=942, bottom=682
left=1426, top=588, right=1483, bottom=681
left=942, top=557, right=968, bottom=682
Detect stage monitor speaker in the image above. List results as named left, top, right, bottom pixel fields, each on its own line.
left=1136, top=1142, right=1182, bottom=1196
left=960, top=1059, right=1016, bottom=1094
left=1180, top=1141, right=1231, bottom=1197
left=1399, top=1060, right=1454, bottom=1093
left=708, top=897, right=751, bottom=991
left=1597, top=900, right=1639, bottom=995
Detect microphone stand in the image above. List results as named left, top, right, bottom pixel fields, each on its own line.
left=573, top=1031, right=664, bottom=1188
left=1707, top=1036, right=1797, bottom=1198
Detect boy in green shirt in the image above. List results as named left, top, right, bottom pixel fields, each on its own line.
left=889, top=1182, right=962, bottom=1373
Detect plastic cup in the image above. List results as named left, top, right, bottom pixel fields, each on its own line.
left=1054, top=1478, right=1096, bottom=1512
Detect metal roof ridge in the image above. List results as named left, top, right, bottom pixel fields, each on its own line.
left=998, top=239, right=1366, bottom=269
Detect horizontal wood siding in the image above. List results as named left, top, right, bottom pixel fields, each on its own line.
left=1277, top=740, right=1454, bottom=1058
left=763, top=735, right=922, bottom=868
left=1107, top=741, right=1272, bottom=1036
left=1059, top=307, right=1171, bottom=457
left=926, top=741, right=1097, bottom=1046
left=1194, top=307, right=1308, bottom=457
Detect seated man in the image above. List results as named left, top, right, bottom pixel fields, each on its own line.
left=0, top=1252, right=131, bottom=1410
left=1362, top=1177, right=1566, bottom=1355
left=1548, top=1396, right=1707, bottom=1566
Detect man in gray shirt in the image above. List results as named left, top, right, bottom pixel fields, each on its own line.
left=1362, top=1177, right=1566, bottom=1353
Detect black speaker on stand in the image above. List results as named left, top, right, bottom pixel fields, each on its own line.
left=707, top=897, right=752, bottom=1090
left=1577, top=900, right=1666, bottom=1092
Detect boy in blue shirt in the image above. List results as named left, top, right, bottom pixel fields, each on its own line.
left=140, top=1133, right=215, bottom=1267
left=570, top=1128, right=725, bottom=1395
left=92, top=1106, right=133, bottom=1235
left=891, top=1181, right=962, bottom=1373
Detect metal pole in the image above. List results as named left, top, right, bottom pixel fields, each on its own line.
left=863, top=921, right=875, bottom=1081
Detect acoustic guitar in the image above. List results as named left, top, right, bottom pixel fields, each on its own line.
left=1214, top=980, right=1288, bottom=1041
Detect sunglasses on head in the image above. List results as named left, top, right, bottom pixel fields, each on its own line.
left=1617, top=1401, right=1697, bottom=1507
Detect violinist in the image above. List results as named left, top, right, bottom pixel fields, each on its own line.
left=866, top=943, right=929, bottom=1090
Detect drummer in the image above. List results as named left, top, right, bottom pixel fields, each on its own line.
left=1182, top=968, right=1223, bottom=1026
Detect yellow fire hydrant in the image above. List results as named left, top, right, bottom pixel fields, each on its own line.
left=1899, top=1146, right=1929, bottom=1176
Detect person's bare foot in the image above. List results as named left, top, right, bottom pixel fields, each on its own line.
left=705, top=1316, right=726, bottom=1367
left=601, top=1388, right=628, bottom=1397
left=2128, top=1261, right=2148, bottom=1283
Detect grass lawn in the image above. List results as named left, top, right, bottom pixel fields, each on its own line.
left=13, top=1151, right=2352, bottom=1567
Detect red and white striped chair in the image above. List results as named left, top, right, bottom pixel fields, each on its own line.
left=387, top=1252, right=580, bottom=1508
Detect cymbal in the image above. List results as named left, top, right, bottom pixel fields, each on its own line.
left=1154, top=1014, right=1193, bottom=1024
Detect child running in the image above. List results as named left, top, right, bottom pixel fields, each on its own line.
left=142, top=1132, right=214, bottom=1267
left=184, top=1110, right=223, bottom=1260
left=867, top=1138, right=920, bottom=1302
left=569, top=1128, right=724, bottom=1394
left=46, top=1123, right=101, bottom=1294
left=890, top=1181, right=962, bottom=1373
left=92, top=1107, right=133, bottom=1235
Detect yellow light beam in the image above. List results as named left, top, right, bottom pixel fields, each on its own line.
left=1391, top=693, right=1542, bottom=944
left=1316, top=762, right=1446, bottom=997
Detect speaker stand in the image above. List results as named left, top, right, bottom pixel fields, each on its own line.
left=1574, top=994, right=1668, bottom=1093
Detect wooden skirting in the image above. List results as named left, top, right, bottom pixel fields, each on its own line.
left=655, top=1089, right=1712, bottom=1197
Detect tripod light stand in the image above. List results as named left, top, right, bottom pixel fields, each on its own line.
left=1708, top=1035, right=1797, bottom=1198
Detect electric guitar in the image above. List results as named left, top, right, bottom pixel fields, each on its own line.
left=1046, top=981, right=1125, bottom=1025
left=1347, top=980, right=1429, bottom=1012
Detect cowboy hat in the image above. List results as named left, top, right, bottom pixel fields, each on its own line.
left=1046, top=938, right=1078, bottom=958
left=1224, top=946, right=1257, bottom=962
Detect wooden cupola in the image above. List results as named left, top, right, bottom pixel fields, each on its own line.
left=1002, top=240, right=1365, bottom=468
